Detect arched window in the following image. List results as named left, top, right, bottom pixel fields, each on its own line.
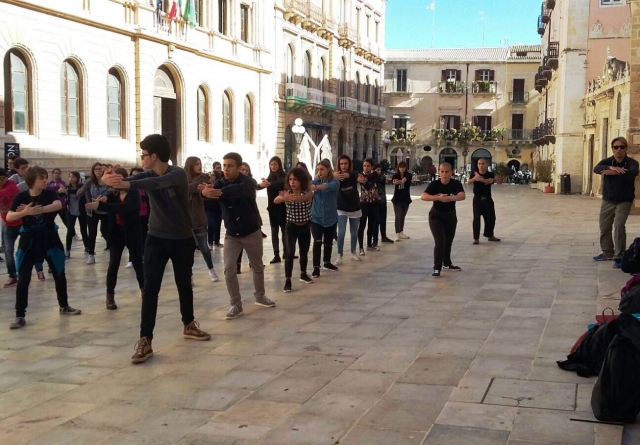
left=4, top=49, right=32, bottom=133
left=339, top=58, right=347, bottom=97
left=374, top=80, right=379, bottom=105
left=355, top=73, right=360, bottom=101
left=61, top=60, right=82, bottom=136
left=303, top=51, right=311, bottom=87
left=222, top=90, right=233, bottom=142
left=107, top=68, right=125, bottom=138
left=244, top=95, right=253, bottom=143
left=286, top=45, right=295, bottom=83
left=617, top=92, right=622, bottom=120
left=197, top=86, right=208, bottom=141
left=320, top=58, right=326, bottom=92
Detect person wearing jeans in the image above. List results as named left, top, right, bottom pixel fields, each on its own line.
left=335, top=155, right=363, bottom=264
left=101, top=134, right=211, bottom=365
left=391, top=162, right=412, bottom=241
left=593, top=137, right=640, bottom=268
left=310, top=159, right=340, bottom=278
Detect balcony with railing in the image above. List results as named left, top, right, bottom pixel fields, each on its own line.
left=537, top=15, right=544, bottom=36
left=318, top=13, right=337, bottom=40
left=546, top=41, right=559, bottom=70
left=358, top=102, right=370, bottom=116
left=546, top=0, right=556, bottom=9
left=283, top=0, right=306, bottom=24
left=535, top=67, right=548, bottom=87
left=302, top=0, right=323, bottom=32
left=542, top=57, right=553, bottom=79
left=541, top=3, right=551, bottom=24
left=285, top=83, right=308, bottom=107
left=532, top=118, right=556, bottom=146
left=379, top=107, right=386, bottom=119
left=471, top=81, right=498, bottom=95
left=323, top=92, right=337, bottom=110
left=369, top=104, right=379, bottom=117
left=437, top=81, right=465, bottom=94
left=509, top=92, right=529, bottom=104
left=509, top=129, right=531, bottom=140
left=338, top=96, right=358, bottom=113
left=306, top=87, right=323, bottom=106
left=338, top=23, right=357, bottom=49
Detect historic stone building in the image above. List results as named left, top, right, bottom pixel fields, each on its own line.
left=0, top=0, right=275, bottom=173
left=383, top=46, right=541, bottom=174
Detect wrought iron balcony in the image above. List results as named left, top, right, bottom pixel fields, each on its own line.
left=546, top=0, right=555, bottom=9
left=509, top=92, right=529, bottom=104
left=509, top=129, right=531, bottom=140
left=533, top=119, right=556, bottom=146
left=537, top=15, right=544, bottom=36
left=437, top=81, right=465, bottom=94
left=546, top=41, right=559, bottom=70
left=541, top=3, right=551, bottom=24
left=471, top=81, right=498, bottom=95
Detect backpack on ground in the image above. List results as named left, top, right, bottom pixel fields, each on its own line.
left=621, top=237, right=640, bottom=274
left=620, top=274, right=640, bottom=314
left=556, top=319, right=621, bottom=377
left=591, top=313, right=640, bottom=423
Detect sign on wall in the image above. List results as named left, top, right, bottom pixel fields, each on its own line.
left=4, top=143, right=20, bottom=170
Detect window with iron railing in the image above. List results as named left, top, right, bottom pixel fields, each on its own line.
left=396, top=69, right=407, bottom=92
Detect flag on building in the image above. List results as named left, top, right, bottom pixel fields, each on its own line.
left=156, top=0, right=163, bottom=25
left=183, top=0, right=197, bottom=28
left=168, top=0, right=178, bottom=20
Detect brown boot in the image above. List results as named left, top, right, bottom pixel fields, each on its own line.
left=131, top=337, right=153, bottom=364
left=183, top=320, right=211, bottom=341
left=106, top=293, right=117, bottom=310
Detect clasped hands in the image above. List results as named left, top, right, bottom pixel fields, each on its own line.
left=85, top=196, right=107, bottom=211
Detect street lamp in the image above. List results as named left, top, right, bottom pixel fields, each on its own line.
left=292, top=118, right=306, bottom=145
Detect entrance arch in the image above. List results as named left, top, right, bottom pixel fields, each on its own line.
left=471, top=148, right=492, bottom=172
left=507, top=159, right=521, bottom=171
left=420, top=156, right=433, bottom=172
left=284, top=125, right=293, bottom=170
left=438, top=147, right=458, bottom=171
left=154, top=65, right=182, bottom=165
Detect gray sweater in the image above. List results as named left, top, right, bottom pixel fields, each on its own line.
left=125, top=166, right=193, bottom=239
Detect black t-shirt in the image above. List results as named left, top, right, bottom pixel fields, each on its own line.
left=425, top=179, right=464, bottom=212
left=472, top=171, right=494, bottom=198
left=11, top=189, right=59, bottom=233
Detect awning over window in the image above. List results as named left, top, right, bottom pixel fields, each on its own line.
left=473, top=100, right=496, bottom=115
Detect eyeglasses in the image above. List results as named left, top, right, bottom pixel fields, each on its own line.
left=140, top=153, right=150, bottom=160
left=613, top=145, right=627, bottom=150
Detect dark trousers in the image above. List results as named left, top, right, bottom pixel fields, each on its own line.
left=271, top=222, right=287, bottom=257
left=56, top=210, right=68, bottom=228
left=205, top=206, right=222, bottom=245
left=374, top=200, right=388, bottom=242
left=140, top=235, right=195, bottom=339
left=87, top=213, right=110, bottom=255
left=311, top=222, right=337, bottom=267
left=472, top=197, right=496, bottom=240
left=107, top=225, right=144, bottom=294
left=285, top=222, right=311, bottom=278
left=65, top=213, right=88, bottom=252
left=15, top=236, right=68, bottom=318
left=78, top=210, right=88, bottom=249
left=358, top=203, right=379, bottom=249
left=428, top=208, right=457, bottom=270
left=393, top=203, right=410, bottom=234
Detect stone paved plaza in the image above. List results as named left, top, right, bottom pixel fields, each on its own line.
left=0, top=184, right=639, bottom=445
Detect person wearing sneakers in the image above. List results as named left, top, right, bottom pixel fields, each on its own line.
left=8, top=166, right=82, bottom=329
left=184, top=157, right=219, bottom=283
left=64, top=171, right=88, bottom=258
left=391, top=162, right=412, bottom=241
left=0, top=168, right=22, bottom=288
left=373, top=163, right=394, bottom=245
left=357, top=159, right=381, bottom=255
left=101, top=134, right=211, bottom=364
left=275, top=168, right=314, bottom=292
left=335, top=155, right=362, bottom=264
left=309, top=159, right=340, bottom=278
left=82, top=162, right=110, bottom=265
left=85, top=168, right=144, bottom=310
left=265, top=156, right=288, bottom=264
left=593, top=137, right=640, bottom=268
left=421, top=163, right=466, bottom=277
left=201, top=152, right=275, bottom=320
left=467, top=158, right=501, bottom=245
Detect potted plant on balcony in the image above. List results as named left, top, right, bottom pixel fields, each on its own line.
left=493, top=163, right=510, bottom=185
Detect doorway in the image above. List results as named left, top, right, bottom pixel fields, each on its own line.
left=470, top=148, right=492, bottom=172
left=439, top=147, right=458, bottom=171
left=153, top=66, right=181, bottom=165
left=587, top=134, right=595, bottom=195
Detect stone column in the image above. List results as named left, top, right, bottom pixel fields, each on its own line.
left=628, top=0, right=640, bottom=209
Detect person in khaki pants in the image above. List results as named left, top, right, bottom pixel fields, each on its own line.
left=593, top=137, right=639, bottom=269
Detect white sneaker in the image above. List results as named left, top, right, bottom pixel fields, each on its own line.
left=351, top=251, right=362, bottom=261
left=208, top=243, right=213, bottom=250
left=86, top=254, right=95, bottom=265
left=395, top=233, right=402, bottom=242
left=400, top=232, right=410, bottom=240
left=359, top=249, right=365, bottom=256
left=75, top=235, right=82, bottom=241
left=125, top=261, right=133, bottom=269
left=209, top=268, right=219, bottom=282
left=335, top=254, right=343, bottom=265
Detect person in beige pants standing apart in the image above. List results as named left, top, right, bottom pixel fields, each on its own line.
left=593, top=137, right=639, bottom=269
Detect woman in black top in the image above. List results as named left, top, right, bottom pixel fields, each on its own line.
left=266, top=156, right=287, bottom=263
left=421, top=162, right=465, bottom=277
left=357, top=158, right=380, bottom=254
left=391, top=161, right=413, bottom=241
left=335, top=155, right=364, bottom=264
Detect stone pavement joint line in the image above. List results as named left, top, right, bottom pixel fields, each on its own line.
left=0, top=185, right=634, bottom=444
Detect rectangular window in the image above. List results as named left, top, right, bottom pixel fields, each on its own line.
left=375, top=22, right=379, bottom=43
left=396, top=69, right=407, bottom=92
left=441, top=115, right=460, bottom=130
left=197, top=0, right=204, bottom=27
left=477, top=70, right=493, bottom=81
left=445, top=69, right=458, bottom=82
left=366, top=15, right=370, bottom=38
left=107, top=74, right=122, bottom=137
left=240, top=4, right=250, bottom=43
left=356, top=8, right=361, bottom=36
left=511, top=114, right=524, bottom=139
left=600, top=0, right=623, bottom=6
left=218, top=0, right=228, bottom=35
left=474, top=116, right=492, bottom=131
left=9, top=53, right=28, bottom=132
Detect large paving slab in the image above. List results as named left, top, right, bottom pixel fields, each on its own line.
left=0, top=185, right=634, bottom=444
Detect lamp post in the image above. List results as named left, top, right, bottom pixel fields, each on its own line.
left=291, top=118, right=305, bottom=169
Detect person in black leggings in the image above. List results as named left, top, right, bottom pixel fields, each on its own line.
left=357, top=158, right=380, bottom=254
left=265, top=156, right=287, bottom=263
left=421, top=163, right=466, bottom=277
left=64, top=171, right=88, bottom=257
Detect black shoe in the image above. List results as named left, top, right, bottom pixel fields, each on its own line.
left=381, top=238, right=395, bottom=243
left=323, top=262, right=339, bottom=272
left=270, top=255, right=282, bottom=264
left=312, top=267, right=321, bottom=278
left=294, top=255, right=299, bottom=259
left=10, top=317, right=25, bottom=329
left=60, top=306, right=82, bottom=315
left=225, top=305, right=243, bottom=319
left=443, top=264, right=462, bottom=271
left=299, top=273, right=314, bottom=284
left=432, top=270, right=441, bottom=277
left=255, top=295, right=276, bottom=307
left=261, top=231, right=268, bottom=238
left=283, top=279, right=292, bottom=293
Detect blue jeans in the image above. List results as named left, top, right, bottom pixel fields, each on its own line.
left=337, top=215, right=360, bottom=255
left=193, top=226, right=214, bottom=270
left=3, top=225, right=19, bottom=278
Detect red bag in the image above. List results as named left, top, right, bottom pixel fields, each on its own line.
left=595, top=307, right=618, bottom=324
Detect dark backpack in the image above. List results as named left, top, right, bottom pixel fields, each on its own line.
left=620, top=275, right=640, bottom=314
left=621, top=237, right=640, bottom=274
left=556, top=320, right=621, bottom=377
left=591, top=313, right=640, bottom=423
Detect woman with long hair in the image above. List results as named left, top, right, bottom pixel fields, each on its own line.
left=185, top=157, right=219, bottom=282
left=83, top=162, right=110, bottom=265
left=274, top=167, right=313, bottom=292
left=125, top=166, right=149, bottom=269
left=64, top=171, right=88, bottom=257
left=205, top=161, right=223, bottom=248
left=85, top=168, right=144, bottom=309
left=309, top=159, right=340, bottom=277
left=357, top=158, right=380, bottom=254
left=266, top=156, right=287, bottom=263
left=335, top=155, right=363, bottom=264
left=391, top=161, right=413, bottom=241
left=46, top=167, right=68, bottom=229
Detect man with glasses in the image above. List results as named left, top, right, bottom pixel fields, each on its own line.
left=593, top=137, right=639, bottom=268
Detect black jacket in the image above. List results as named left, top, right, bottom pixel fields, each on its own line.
left=97, top=190, right=142, bottom=253
left=594, top=156, right=640, bottom=203
left=214, top=173, right=261, bottom=237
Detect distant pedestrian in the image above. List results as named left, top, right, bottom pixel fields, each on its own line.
left=421, top=163, right=465, bottom=277
left=467, top=158, right=501, bottom=245
left=309, top=160, right=340, bottom=278
left=373, top=164, right=394, bottom=245
left=593, top=137, right=639, bottom=268
left=391, top=161, right=412, bottom=241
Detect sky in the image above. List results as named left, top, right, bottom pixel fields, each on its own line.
left=385, top=0, right=542, bottom=49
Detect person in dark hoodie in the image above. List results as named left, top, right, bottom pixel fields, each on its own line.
left=85, top=168, right=143, bottom=310
left=201, top=152, right=275, bottom=321
left=265, top=156, right=287, bottom=263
